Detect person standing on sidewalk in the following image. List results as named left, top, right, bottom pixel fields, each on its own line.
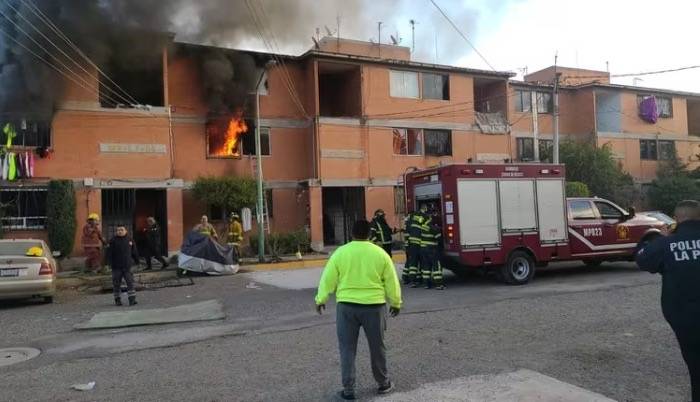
left=81, top=213, right=106, bottom=273
left=107, top=225, right=139, bottom=306
left=142, top=217, right=169, bottom=270
left=315, top=220, right=403, bottom=400
left=636, top=200, right=700, bottom=402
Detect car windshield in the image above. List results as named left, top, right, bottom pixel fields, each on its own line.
left=0, top=242, right=44, bottom=256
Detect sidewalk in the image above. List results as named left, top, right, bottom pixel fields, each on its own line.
left=56, top=251, right=406, bottom=289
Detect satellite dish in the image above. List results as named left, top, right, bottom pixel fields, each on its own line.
left=325, top=26, right=334, bottom=36
left=390, top=35, right=398, bottom=45
left=311, top=37, right=320, bottom=49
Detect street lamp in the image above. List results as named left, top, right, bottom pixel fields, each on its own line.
left=255, top=59, right=276, bottom=262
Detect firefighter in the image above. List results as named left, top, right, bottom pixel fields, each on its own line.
left=420, top=219, right=445, bottom=290
left=194, top=215, right=218, bottom=240
left=227, top=212, right=244, bottom=255
left=370, top=209, right=394, bottom=256
left=406, top=205, right=429, bottom=287
left=81, top=213, right=106, bottom=273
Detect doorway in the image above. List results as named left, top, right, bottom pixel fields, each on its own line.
left=322, top=187, right=366, bottom=245
left=101, top=189, right=168, bottom=252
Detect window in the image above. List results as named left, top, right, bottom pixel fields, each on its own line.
left=392, top=128, right=422, bottom=155
left=640, top=139, right=658, bottom=160
left=0, top=121, right=51, bottom=148
left=394, top=186, right=406, bottom=215
left=242, top=127, right=271, bottom=156
left=595, top=201, right=622, bottom=220
left=422, top=73, right=449, bottom=100
left=658, top=140, right=675, bottom=160
left=637, top=95, right=673, bottom=118
left=516, top=138, right=535, bottom=161
left=539, top=139, right=553, bottom=163
left=0, top=188, right=47, bottom=229
left=536, top=92, right=552, bottom=113
left=390, top=70, right=419, bottom=98
left=424, top=130, right=452, bottom=156
left=515, top=90, right=531, bottom=112
left=569, top=200, right=596, bottom=220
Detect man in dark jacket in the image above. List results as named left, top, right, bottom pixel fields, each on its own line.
left=142, top=217, right=169, bottom=270
left=107, top=225, right=140, bottom=306
left=636, top=200, right=700, bottom=402
left=370, top=209, right=394, bottom=256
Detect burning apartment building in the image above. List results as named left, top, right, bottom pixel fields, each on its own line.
left=2, top=1, right=699, bottom=257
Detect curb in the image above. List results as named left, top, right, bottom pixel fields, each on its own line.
left=241, top=252, right=406, bottom=272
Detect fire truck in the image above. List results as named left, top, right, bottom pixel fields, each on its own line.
left=403, top=163, right=665, bottom=285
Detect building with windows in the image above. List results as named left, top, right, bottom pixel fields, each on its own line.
left=1, top=37, right=699, bottom=256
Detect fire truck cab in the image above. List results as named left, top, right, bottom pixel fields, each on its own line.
left=403, top=163, right=664, bottom=285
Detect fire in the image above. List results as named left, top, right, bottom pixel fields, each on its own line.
left=207, top=110, right=248, bottom=157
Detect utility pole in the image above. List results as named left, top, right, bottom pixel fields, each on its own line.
left=255, top=60, right=276, bottom=262
left=409, top=19, right=416, bottom=54
left=553, top=71, right=561, bottom=164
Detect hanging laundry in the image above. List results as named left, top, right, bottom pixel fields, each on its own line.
left=7, top=152, right=17, bottom=181
left=16, top=152, right=24, bottom=179
left=639, top=96, right=658, bottom=124
left=1, top=153, right=8, bottom=180
left=3, top=123, right=16, bottom=148
left=28, top=151, right=34, bottom=177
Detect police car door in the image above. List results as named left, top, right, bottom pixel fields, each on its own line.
left=567, top=199, right=605, bottom=255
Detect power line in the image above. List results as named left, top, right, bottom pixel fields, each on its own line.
left=429, top=0, right=496, bottom=71
left=562, top=65, right=700, bottom=81
left=2, top=0, right=136, bottom=108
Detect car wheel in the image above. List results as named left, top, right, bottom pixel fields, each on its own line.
left=43, top=296, right=54, bottom=304
left=501, top=250, right=535, bottom=285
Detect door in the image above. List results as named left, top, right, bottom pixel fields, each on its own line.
left=567, top=199, right=608, bottom=255
left=593, top=200, right=634, bottom=248
left=457, top=180, right=500, bottom=247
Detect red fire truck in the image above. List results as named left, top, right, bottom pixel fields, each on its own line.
left=403, top=163, right=665, bottom=285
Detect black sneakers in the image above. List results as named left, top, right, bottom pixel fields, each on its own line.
left=337, top=390, right=356, bottom=400
left=128, top=296, right=138, bottom=306
left=378, top=381, right=394, bottom=394
left=114, top=297, right=122, bottom=306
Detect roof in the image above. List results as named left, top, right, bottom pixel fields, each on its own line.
left=510, top=79, right=700, bottom=98
left=173, top=40, right=514, bottom=79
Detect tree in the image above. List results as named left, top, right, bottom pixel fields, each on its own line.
left=191, top=176, right=257, bottom=218
left=46, top=180, right=77, bottom=257
left=648, top=149, right=700, bottom=215
left=565, top=182, right=590, bottom=197
left=559, top=139, right=637, bottom=206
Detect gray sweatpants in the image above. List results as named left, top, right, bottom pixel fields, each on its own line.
left=336, top=302, right=389, bottom=392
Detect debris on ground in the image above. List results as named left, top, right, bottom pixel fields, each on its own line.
left=245, top=282, right=261, bottom=289
left=71, top=382, right=96, bottom=391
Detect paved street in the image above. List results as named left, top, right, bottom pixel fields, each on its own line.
left=0, top=262, right=691, bottom=401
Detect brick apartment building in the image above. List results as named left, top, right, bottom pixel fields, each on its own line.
left=2, top=37, right=699, bottom=256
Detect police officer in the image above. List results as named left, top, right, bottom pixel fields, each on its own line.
left=636, top=199, right=700, bottom=402
left=370, top=209, right=394, bottom=256
left=420, top=219, right=444, bottom=290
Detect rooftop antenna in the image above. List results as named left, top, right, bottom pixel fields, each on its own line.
left=606, top=61, right=609, bottom=72
left=390, top=34, right=399, bottom=45
left=377, top=21, right=383, bottom=58
left=324, top=25, right=334, bottom=37
left=311, top=37, right=320, bottom=49
left=409, top=19, right=417, bottom=54
left=336, top=14, right=341, bottom=51
left=633, top=77, right=643, bottom=86
left=315, top=27, right=320, bottom=41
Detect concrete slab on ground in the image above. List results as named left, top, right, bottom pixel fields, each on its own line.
left=373, top=369, right=617, bottom=402
left=73, top=299, right=225, bottom=330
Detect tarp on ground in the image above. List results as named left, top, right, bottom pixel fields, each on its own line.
left=178, top=231, right=239, bottom=275
left=74, top=300, right=225, bottom=329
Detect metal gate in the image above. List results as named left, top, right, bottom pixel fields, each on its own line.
left=101, top=189, right=136, bottom=241
left=322, top=187, right=366, bottom=245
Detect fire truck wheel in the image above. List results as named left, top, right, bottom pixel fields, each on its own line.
left=502, top=250, right=535, bottom=285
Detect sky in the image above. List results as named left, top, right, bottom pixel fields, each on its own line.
left=225, top=0, right=699, bottom=93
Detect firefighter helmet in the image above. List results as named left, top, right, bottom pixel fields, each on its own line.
left=88, top=212, right=100, bottom=221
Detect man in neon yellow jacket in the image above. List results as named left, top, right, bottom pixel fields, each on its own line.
left=315, top=220, right=402, bottom=400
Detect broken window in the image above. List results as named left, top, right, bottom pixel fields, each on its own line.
left=0, top=120, right=51, bottom=148
left=99, top=62, right=164, bottom=108
left=392, top=128, right=422, bottom=155
left=0, top=188, right=47, bottom=229
left=422, top=73, right=449, bottom=100
left=640, top=139, right=658, bottom=160
left=516, top=137, right=535, bottom=161
left=390, top=70, right=419, bottom=99
left=658, top=140, right=675, bottom=160
left=536, top=92, right=552, bottom=113
left=515, top=90, right=531, bottom=112
left=424, top=129, right=452, bottom=156
left=242, top=127, right=271, bottom=156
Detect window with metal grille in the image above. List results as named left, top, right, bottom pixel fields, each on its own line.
left=0, top=188, right=47, bottom=229
left=539, top=139, right=553, bottom=163
left=242, top=127, right=271, bottom=156
left=514, top=90, right=531, bottom=112
left=0, top=121, right=51, bottom=148
left=392, top=128, right=423, bottom=155
left=658, top=140, right=676, bottom=160
left=424, top=129, right=452, bottom=156
left=536, top=92, right=552, bottom=113
left=516, top=137, right=535, bottom=161
left=422, top=73, right=449, bottom=100
left=640, top=139, right=658, bottom=160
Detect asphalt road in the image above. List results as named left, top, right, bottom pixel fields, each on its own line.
left=0, top=261, right=691, bottom=401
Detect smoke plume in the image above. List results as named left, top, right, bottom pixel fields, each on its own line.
left=0, top=0, right=519, bottom=118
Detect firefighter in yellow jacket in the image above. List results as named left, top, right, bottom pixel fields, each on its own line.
left=227, top=212, right=243, bottom=254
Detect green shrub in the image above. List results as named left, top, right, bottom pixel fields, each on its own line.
left=46, top=180, right=76, bottom=257
left=565, top=182, right=590, bottom=197
left=191, top=176, right=257, bottom=215
left=249, top=228, right=311, bottom=257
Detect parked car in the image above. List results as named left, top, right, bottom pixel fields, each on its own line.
left=0, top=239, right=57, bottom=303
left=638, top=211, right=676, bottom=232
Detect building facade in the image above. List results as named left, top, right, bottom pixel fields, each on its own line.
left=2, top=38, right=699, bottom=256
